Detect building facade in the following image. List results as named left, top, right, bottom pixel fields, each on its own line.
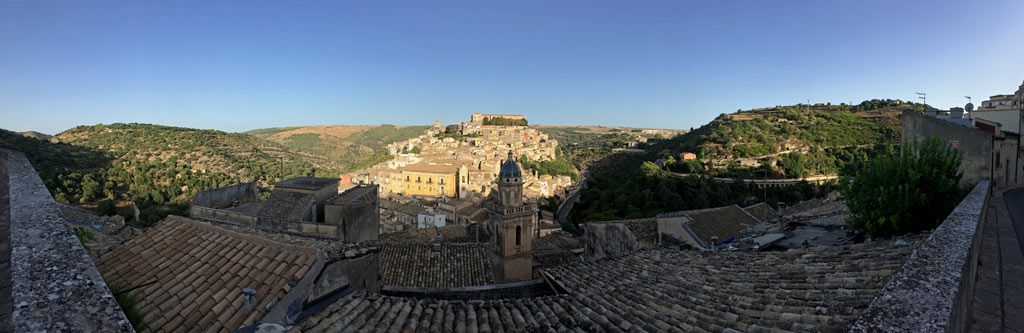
left=399, top=163, right=467, bottom=197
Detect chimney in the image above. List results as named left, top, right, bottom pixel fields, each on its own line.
left=242, top=288, right=258, bottom=313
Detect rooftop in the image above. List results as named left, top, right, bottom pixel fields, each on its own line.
left=742, top=202, right=779, bottom=223
left=661, top=205, right=760, bottom=246
left=380, top=242, right=494, bottom=288
left=96, top=216, right=319, bottom=332
left=293, top=236, right=922, bottom=332
left=258, top=190, right=314, bottom=221
left=273, top=177, right=339, bottom=190
left=329, top=184, right=377, bottom=205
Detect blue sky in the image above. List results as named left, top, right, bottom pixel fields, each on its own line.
left=2, top=0, right=1022, bottom=134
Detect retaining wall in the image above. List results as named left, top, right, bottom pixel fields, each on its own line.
left=850, top=180, right=990, bottom=332
left=1, top=149, right=133, bottom=332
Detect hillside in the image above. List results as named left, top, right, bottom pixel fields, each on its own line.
left=2, top=123, right=327, bottom=225
left=570, top=99, right=920, bottom=222
left=649, top=99, right=920, bottom=178
left=244, top=124, right=429, bottom=172
left=668, top=99, right=912, bottom=159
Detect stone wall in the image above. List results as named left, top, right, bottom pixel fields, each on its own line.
left=850, top=180, right=990, bottom=332
left=901, top=110, right=993, bottom=187
left=306, top=251, right=381, bottom=302
left=583, top=222, right=640, bottom=260
left=189, top=181, right=258, bottom=209
left=1, top=149, right=134, bottom=331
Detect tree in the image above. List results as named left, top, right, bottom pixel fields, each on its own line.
left=97, top=199, right=117, bottom=216
left=841, top=137, right=963, bottom=237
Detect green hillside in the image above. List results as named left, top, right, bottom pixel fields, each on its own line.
left=2, top=123, right=326, bottom=225
left=244, top=124, right=429, bottom=172
left=570, top=99, right=919, bottom=222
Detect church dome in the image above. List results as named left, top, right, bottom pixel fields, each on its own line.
left=499, top=152, right=522, bottom=180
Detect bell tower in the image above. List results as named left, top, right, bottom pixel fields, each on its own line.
left=487, top=151, right=537, bottom=282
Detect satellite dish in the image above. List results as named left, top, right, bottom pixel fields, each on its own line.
left=965, top=103, right=974, bottom=112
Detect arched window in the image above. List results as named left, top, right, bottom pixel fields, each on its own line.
left=427, top=177, right=432, bottom=184
left=406, top=176, right=410, bottom=181
left=440, top=178, right=444, bottom=185
left=417, top=176, right=421, bottom=182
left=515, top=226, right=522, bottom=246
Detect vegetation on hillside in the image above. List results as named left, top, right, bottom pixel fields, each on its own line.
left=1, top=124, right=321, bottom=226
left=841, top=137, right=964, bottom=237
left=245, top=124, right=428, bottom=173
left=570, top=151, right=831, bottom=222
left=520, top=150, right=578, bottom=181
left=570, top=99, right=918, bottom=221
left=534, top=127, right=634, bottom=169
left=482, top=117, right=528, bottom=126
left=646, top=99, right=922, bottom=178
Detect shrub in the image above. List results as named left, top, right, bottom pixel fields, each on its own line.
left=97, top=199, right=117, bottom=216
left=841, top=137, right=963, bottom=237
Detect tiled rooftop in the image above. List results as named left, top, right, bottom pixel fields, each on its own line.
left=258, top=190, right=314, bottom=221
left=293, top=237, right=921, bottom=332
left=274, top=177, right=338, bottom=190
left=381, top=242, right=494, bottom=288
left=742, top=202, right=779, bottom=223
left=624, top=218, right=658, bottom=239
left=380, top=225, right=475, bottom=243
left=679, top=205, right=760, bottom=246
left=534, top=233, right=583, bottom=268
left=96, top=216, right=319, bottom=332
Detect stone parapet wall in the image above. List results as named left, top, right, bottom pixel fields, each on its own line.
left=850, top=180, right=990, bottom=332
left=1, top=149, right=133, bottom=332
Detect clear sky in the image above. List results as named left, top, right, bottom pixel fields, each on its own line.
left=2, top=0, right=1022, bottom=134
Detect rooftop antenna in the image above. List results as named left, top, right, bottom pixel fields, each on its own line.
left=916, top=92, right=927, bottom=109
left=965, top=96, right=972, bottom=104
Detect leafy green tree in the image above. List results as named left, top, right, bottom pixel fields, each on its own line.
left=841, top=137, right=963, bottom=237
left=97, top=199, right=117, bottom=216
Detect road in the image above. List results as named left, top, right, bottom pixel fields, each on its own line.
left=1003, top=188, right=1024, bottom=256
left=555, top=171, right=587, bottom=235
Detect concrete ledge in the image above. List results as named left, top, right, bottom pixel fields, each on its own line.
left=2, top=149, right=133, bottom=332
left=850, top=180, right=990, bottom=333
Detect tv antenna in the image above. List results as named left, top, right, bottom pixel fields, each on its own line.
left=916, top=92, right=927, bottom=108
left=965, top=96, right=971, bottom=104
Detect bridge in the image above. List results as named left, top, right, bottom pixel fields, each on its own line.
left=669, top=172, right=839, bottom=188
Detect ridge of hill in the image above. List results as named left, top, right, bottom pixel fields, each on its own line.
left=244, top=124, right=429, bottom=172
left=1, top=123, right=327, bottom=225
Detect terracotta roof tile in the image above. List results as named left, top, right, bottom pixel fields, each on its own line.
left=96, top=215, right=319, bottom=332
left=380, top=243, right=494, bottom=288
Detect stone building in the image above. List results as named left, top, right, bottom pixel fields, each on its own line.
left=583, top=218, right=658, bottom=260
left=322, top=184, right=379, bottom=242
left=486, top=152, right=538, bottom=282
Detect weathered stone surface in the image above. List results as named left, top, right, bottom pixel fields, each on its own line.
left=2, top=149, right=133, bottom=332
left=850, top=180, right=989, bottom=332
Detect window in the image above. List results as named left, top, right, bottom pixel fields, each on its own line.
left=428, top=177, right=432, bottom=184
left=406, top=176, right=410, bottom=181
left=417, top=176, right=421, bottom=182
left=515, top=226, right=521, bottom=246
left=440, top=178, right=444, bottom=185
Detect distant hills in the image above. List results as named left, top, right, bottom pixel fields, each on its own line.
left=244, top=124, right=428, bottom=173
